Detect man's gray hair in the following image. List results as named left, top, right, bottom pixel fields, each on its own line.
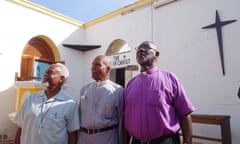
left=55, top=63, right=69, bottom=83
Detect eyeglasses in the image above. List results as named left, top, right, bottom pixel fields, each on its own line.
left=135, top=43, right=158, bottom=52
left=135, top=43, right=149, bottom=50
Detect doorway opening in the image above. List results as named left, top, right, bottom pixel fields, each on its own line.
left=110, top=65, right=138, bottom=88
left=110, top=68, right=125, bottom=87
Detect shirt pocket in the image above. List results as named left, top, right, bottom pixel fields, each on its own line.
left=147, top=89, right=168, bottom=108
left=45, top=111, right=66, bottom=131
left=80, top=95, right=88, bottom=112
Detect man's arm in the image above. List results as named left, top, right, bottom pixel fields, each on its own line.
left=122, top=116, right=131, bottom=144
left=180, top=113, right=193, bottom=144
left=13, top=127, right=21, bottom=144
left=68, top=131, right=78, bottom=144
left=123, top=126, right=130, bottom=144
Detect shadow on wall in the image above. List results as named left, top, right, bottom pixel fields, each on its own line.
left=0, top=85, right=18, bottom=140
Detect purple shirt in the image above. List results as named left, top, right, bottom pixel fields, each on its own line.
left=124, top=66, right=195, bottom=140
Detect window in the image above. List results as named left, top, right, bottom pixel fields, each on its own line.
left=34, top=60, right=51, bottom=81
left=16, top=35, right=62, bottom=81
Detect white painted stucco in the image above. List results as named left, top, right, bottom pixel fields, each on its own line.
left=0, top=0, right=239, bottom=143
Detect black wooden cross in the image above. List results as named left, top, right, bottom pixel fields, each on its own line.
left=202, top=10, right=237, bottom=75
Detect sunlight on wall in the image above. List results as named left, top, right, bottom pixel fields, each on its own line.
left=0, top=54, right=14, bottom=91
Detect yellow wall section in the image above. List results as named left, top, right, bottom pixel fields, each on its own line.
left=16, top=88, right=43, bottom=111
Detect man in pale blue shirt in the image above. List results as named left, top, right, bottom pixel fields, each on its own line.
left=14, top=63, right=80, bottom=144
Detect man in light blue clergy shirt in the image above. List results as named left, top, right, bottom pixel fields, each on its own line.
left=78, top=55, right=124, bottom=144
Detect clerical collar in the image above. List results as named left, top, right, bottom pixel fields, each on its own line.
left=141, top=66, right=158, bottom=75
left=95, top=80, right=108, bottom=87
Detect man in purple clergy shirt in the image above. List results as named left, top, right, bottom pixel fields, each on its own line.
left=123, top=41, right=195, bottom=144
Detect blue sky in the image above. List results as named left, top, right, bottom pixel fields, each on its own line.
left=30, top=0, right=137, bottom=23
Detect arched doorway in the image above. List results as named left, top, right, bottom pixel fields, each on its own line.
left=105, top=39, right=138, bottom=87
left=17, top=35, right=62, bottom=81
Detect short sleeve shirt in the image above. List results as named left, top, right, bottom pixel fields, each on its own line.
left=15, top=89, right=80, bottom=144
left=79, top=80, right=123, bottom=128
left=124, top=66, right=195, bottom=140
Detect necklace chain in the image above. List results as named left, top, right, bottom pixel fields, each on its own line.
left=40, top=96, right=55, bottom=124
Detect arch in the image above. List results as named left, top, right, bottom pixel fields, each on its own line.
left=22, top=35, right=60, bottom=61
left=105, top=39, right=130, bottom=56
left=37, top=35, right=61, bottom=61
left=106, top=39, right=138, bottom=88
left=18, top=35, right=61, bottom=80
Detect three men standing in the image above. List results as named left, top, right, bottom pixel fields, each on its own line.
left=14, top=41, right=195, bottom=144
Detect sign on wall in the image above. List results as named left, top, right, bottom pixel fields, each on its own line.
left=109, top=52, right=131, bottom=69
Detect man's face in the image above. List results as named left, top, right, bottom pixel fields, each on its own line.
left=136, top=45, right=156, bottom=66
left=91, top=57, right=108, bottom=81
left=42, top=65, right=62, bottom=89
